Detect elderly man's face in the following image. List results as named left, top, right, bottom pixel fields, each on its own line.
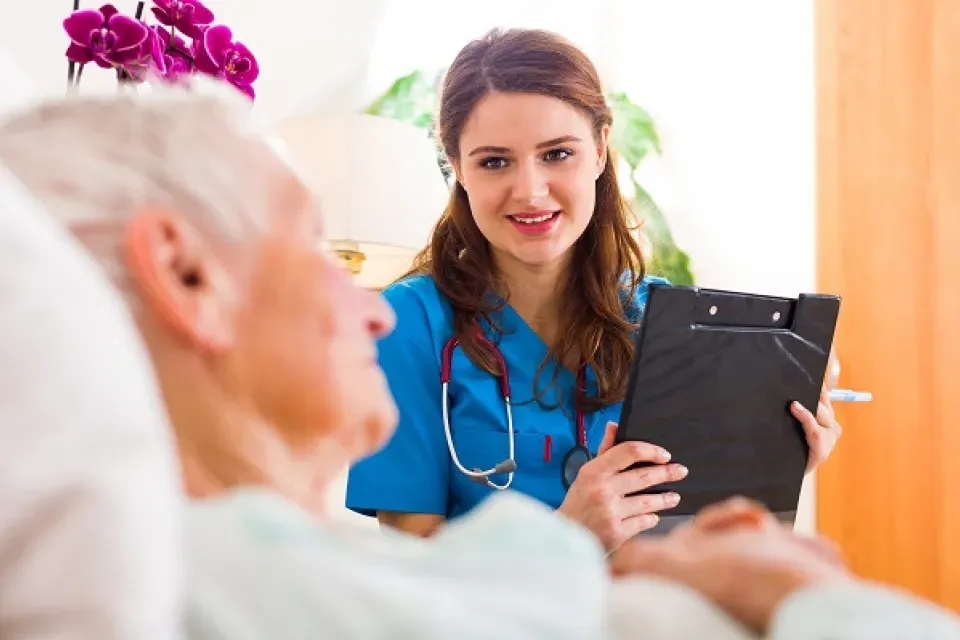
left=126, top=171, right=397, bottom=464
left=229, top=177, right=398, bottom=456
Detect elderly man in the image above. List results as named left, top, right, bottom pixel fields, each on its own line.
left=0, top=84, right=957, bottom=639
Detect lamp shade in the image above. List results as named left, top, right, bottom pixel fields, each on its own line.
left=272, top=113, right=450, bottom=287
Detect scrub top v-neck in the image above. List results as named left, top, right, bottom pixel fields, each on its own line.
left=345, top=273, right=668, bottom=521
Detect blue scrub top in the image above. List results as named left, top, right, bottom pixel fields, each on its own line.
left=345, top=273, right=669, bottom=521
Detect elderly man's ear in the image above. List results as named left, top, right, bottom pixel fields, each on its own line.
left=123, top=209, right=234, bottom=353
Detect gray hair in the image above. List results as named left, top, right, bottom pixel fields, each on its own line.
left=0, top=81, right=287, bottom=295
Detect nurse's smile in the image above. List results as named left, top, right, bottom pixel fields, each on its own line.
left=507, top=209, right=562, bottom=236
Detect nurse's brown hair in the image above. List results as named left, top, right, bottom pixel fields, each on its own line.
left=403, top=27, right=646, bottom=412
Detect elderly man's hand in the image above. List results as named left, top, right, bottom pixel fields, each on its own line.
left=609, top=498, right=851, bottom=635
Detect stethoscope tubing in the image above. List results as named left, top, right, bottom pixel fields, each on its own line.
left=442, top=381, right=517, bottom=490
left=440, top=332, right=588, bottom=491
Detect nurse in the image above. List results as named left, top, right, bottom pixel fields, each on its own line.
left=346, top=28, right=842, bottom=551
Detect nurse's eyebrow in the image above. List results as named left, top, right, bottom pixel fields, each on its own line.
left=467, top=135, right=584, bottom=157
left=536, top=135, right=582, bottom=149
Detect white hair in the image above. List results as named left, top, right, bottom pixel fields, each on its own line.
left=0, top=78, right=287, bottom=294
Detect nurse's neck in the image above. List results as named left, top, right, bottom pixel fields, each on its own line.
left=494, top=250, right=569, bottom=345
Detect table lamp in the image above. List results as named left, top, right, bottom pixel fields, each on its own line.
left=272, top=113, right=450, bottom=289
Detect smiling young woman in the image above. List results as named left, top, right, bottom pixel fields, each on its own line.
left=343, top=28, right=689, bottom=551
left=344, top=27, right=838, bottom=551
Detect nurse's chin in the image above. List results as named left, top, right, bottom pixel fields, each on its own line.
left=507, top=244, right=577, bottom=269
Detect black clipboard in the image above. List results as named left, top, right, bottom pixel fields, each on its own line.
left=615, top=284, right=840, bottom=534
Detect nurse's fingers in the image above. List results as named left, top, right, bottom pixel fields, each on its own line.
left=593, top=440, right=672, bottom=475
left=596, top=421, right=619, bottom=456
left=619, top=512, right=663, bottom=539
left=613, top=462, right=688, bottom=495
left=792, top=401, right=820, bottom=438
left=816, top=400, right=842, bottom=437
left=620, top=491, right=682, bottom=520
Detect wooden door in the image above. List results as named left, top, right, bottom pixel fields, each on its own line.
left=816, top=0, right=960, bottom=610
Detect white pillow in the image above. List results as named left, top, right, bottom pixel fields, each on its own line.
left=0, top=166, right=184, bottom=639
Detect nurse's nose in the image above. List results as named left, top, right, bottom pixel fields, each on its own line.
left=510, top=158, right=549, bottom=204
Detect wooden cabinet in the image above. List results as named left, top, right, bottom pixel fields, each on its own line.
left=816, top=0, right=960, bottom=610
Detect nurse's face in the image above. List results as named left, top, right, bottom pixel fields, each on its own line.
left=454, top=91, right=608, bottom=269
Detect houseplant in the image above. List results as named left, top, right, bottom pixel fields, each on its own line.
left=62, top=0, right=259, bottom=99
left=364, top=69, right=694, bottom=285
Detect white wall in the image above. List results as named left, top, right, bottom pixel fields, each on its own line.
left=608, top=1, right=816, bottom=297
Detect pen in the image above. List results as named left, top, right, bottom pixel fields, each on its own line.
left=828, top=389, right=873, bottom=403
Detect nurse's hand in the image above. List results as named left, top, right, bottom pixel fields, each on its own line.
left=792, top=383, right=843, bottom=473
left=557, top=422, right=688, bottom=552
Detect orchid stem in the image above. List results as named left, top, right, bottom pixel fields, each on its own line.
left=67, top=0, right=81, bottom=88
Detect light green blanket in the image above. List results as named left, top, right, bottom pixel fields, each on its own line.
left=185, top=489, right=960, bottom=640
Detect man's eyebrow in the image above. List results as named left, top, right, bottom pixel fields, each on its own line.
left=467, top=135, right=584, bottom=157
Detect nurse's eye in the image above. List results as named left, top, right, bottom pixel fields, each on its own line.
left=543, top=148, right=574, bottom=162
left=479, top=156, right=510, bottom=170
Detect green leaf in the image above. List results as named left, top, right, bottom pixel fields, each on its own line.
left=630, top=180, right=695, bottom=285
left=606, top=90, right=661, bottom=170
left=364, top=70, right=439, bottom=129
left=631, top=180, right=674, bottom=245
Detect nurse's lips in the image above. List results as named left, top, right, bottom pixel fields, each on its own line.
left=506, top=209, right=561, bottom=235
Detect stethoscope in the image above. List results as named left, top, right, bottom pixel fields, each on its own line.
left=440, top=334, right=592, bottom=491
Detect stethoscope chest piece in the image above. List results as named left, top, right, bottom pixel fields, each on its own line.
left=561, top=445, right=592, bottom=489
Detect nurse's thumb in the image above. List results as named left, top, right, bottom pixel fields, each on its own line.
left=597, top=421, right=619, bottom=456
